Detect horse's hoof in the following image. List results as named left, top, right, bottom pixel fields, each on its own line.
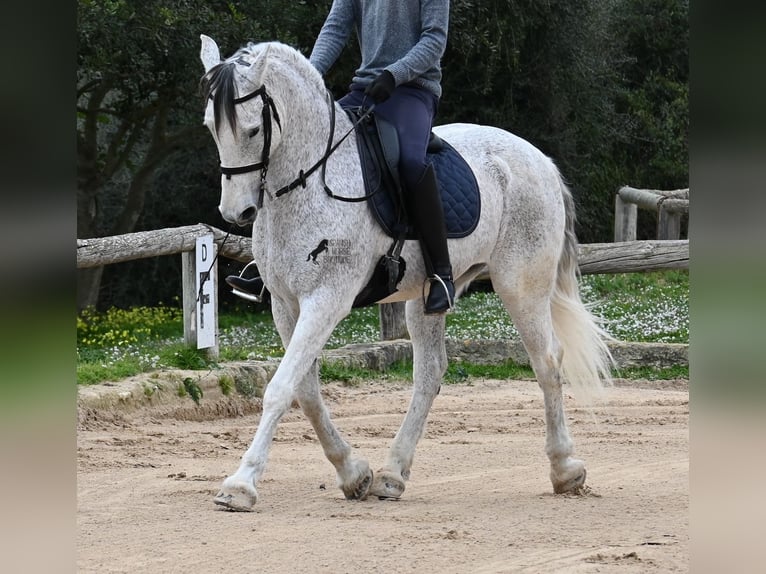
left=551, top=459, right=587, bottom=494
left=341, top=466, right=373, bottom=500
left=213, top=481, right=258, bottom=511
left=369, top=469, right=405, bottom=500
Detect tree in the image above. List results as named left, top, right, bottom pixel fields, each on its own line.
left=76, top=0, right=260, bottom=310
left=614, top=0, right=688, bottom=183
left=78, top=0, right=688, bottom=309
left=442, top=0, right=632, bottom=242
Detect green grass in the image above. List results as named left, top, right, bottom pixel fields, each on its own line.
left=76, top=270, right=688, bottom=385
left=317, top=359, right=685, bottom=385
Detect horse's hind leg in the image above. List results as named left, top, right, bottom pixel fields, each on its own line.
left=494, top=281, right=587, bottom=494
left=369, top=300, right=446, bottom=499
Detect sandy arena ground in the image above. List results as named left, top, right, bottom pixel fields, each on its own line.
left=77, top=376, right=688, bottom=573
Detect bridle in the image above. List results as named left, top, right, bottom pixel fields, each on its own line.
left=216, top=84, right=378, bottom=208
left=218, top=86, right=280, bottom=208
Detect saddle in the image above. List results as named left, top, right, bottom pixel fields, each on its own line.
left=347, top=108, right=481, bottom=308
left=347, top=108, right=481, bottom=240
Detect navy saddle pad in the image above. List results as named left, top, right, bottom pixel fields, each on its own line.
left=349, top=110, right=481, bottom=240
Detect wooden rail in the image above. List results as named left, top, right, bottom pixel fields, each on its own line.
left=614, top=186, right=689, bottom=242
left=77, top=225, right=688, bottom=343
left=76, top=224, right=253, bottom=268
left=77, top=225, right=688, bottom=273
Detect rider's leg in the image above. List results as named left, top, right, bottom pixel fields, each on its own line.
left=377, top=87, right=454, bottom=314
left=407, top=164, right=454, bottom=313
left=340, top=86, right=455, bottom=313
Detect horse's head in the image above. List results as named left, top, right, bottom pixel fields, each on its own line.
left=200, top=35, right=284, bottom=226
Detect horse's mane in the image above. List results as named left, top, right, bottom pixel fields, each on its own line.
left=200, top=41, right=324, bottom=136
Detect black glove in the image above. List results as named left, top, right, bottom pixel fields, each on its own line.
left=364, top=70, right=396, bottom=104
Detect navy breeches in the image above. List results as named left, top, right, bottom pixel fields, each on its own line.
left=339, top=85, right=438, bottom=189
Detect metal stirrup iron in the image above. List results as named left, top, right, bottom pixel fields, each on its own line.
left=229, top=261, right=267, bottom=303
left=422, top=274, right=454, bottom=313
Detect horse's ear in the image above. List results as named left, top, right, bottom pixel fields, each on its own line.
left=200, top=34, right=221, bottom=72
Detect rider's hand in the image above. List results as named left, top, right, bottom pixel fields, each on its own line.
left=365, top=70, right=395, bottom=104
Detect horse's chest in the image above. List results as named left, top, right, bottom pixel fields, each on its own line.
left=254, top=215, right=372, bottom=287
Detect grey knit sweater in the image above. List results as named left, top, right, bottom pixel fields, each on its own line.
left=309, top=0, right=449, bottom=98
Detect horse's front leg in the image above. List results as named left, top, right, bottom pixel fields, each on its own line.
left=270, top=297, right=372, bottom=500
left=214, top=294, right=369, bottom=511
left=368, top=300, right=447, bottom=499
left=295, top=360, right=373, bottom=500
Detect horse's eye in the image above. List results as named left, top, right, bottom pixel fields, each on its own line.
left=249, top=127, right=260, bottom=138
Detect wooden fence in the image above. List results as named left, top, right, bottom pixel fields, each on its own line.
left=77, top=224, right=689, bottom=346
left=614, top=186, right=689, bottom=242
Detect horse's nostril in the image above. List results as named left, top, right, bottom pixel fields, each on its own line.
left=240, top=206, right=256, bottom=224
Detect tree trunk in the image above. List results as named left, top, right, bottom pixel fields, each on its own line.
left=77, top=183, right=103, bottom=312
left=76, top=101, right=203, bottom=309
left=77, top=267, right=104, bottom=311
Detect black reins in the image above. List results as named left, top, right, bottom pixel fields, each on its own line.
left=217, top=85, right=378, bottom=206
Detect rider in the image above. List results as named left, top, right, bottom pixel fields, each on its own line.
left=227, top=0, right=454, bottom=314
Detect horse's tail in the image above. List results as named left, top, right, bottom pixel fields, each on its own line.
left=552, top=176, right=614, bottom=403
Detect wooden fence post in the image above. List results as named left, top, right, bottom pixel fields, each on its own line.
left=379, top=302, right=408, bottom=340
left=614, top=193, right=638, bottom=242
left=615, top=186, right=688, bottom=242
left=658, top=204, right=681, bottom=240
left=181, top=246, right=219, bottom=359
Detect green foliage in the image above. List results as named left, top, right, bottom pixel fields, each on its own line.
left=218, top=374, right=234, bottom=396
left=161, top=344, right=216, bottom=370
left=581, top=270, right=689, bottom=344
left=589, top=0, right=689, bottom=241
left=76, top=271, right=688, bottom=384
left=616, top=365, right=689, bottom=380
left=76, top=355, right=146, bottom=386
left=182, top=377, right=203, bottom=405
left=233, top=373, right=262, bottom=399
left=319, top=360, right=413, bottom=385
left=76, top=305, right=181, bottom=348
left=142, top=382, right=163, bottom=398
left=319, top=361, right=364, bottom=385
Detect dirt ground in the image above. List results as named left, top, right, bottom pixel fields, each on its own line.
left=77, top=376, right=688, bottom=573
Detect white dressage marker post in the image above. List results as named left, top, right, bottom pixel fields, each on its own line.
left=195, top=235, right=218, bottom=350
left=182, top=234, right=219, bottom=358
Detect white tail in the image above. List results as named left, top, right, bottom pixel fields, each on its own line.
left=553, top=180, right=615, bottom=403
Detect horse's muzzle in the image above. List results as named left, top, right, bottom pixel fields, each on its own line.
left=218, top=204, right=256, bottom=227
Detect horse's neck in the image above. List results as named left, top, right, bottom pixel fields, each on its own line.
left=264, top=67, right=357, bottom=209
left=267, top=69, right=333, bottom=180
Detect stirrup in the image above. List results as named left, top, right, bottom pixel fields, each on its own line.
left=422, top=274, right=455, bottom=315
left=227, top=261, right=266, bottom=303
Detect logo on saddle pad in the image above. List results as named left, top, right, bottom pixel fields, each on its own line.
left=306, top=238, right=354, bottom=266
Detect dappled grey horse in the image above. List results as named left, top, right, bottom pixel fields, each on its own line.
left=199, top=36, right=612, bottom=511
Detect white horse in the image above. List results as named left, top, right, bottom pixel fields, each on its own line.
left=199, top=35, right=612, bottom=511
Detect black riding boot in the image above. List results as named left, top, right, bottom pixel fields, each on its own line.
left=409, top=165, right=455, bottom=314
